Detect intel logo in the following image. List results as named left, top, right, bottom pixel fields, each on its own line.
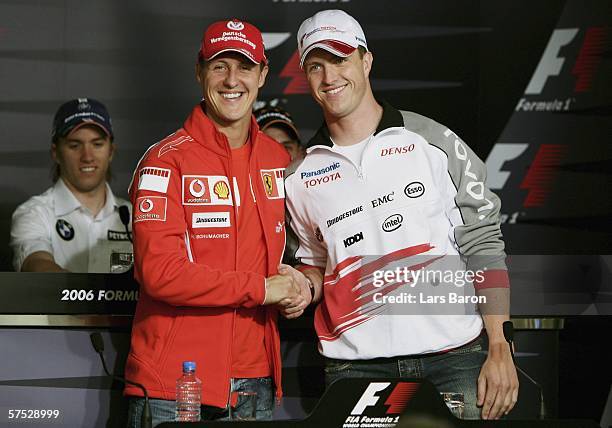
left=382, top=214, right=403, bottom=232
left=404, top=181, right=425, bottom=198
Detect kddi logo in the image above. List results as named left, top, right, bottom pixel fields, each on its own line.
left=343, top=232, right=363, bottom=248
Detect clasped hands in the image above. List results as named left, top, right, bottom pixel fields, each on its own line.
left=264, top=264, right=312, bottom=319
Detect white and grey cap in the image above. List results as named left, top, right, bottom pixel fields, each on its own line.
left=297, top=9, right=368, bottom=68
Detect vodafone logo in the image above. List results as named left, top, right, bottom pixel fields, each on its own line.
left=139, top=198, right=153, bottom=213
left=182, top=175, right=232, bottom=206
left=189, top=179, right=207, bottom=198
left=134, top=196, right=167, bottom=223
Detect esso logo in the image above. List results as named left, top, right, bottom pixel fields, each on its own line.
left=139, top=198, right=153, bottom=213
left=189, top=179, right=207, bottom=198
left=227, top=21, right=245, bottom=31
left=404, top=182, right=425, bottom=198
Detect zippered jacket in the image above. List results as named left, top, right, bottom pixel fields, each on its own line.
left=124, top=104, right=289, bottom=407
left=285, top=101, right=509, bottom=360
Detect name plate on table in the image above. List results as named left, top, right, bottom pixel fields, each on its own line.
left=0, top=272, right=139, bottom=314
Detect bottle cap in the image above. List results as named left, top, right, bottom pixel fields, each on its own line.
left=182, top=361, right=196, bottom=372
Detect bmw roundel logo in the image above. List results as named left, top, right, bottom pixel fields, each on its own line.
left=55, top=219, right=75, bottom=241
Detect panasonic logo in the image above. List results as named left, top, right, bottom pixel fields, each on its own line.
left=301, top=162, right=341, bottom=179
left=382, top=214, right=403, bottom=232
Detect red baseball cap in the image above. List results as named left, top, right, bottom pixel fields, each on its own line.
left=199, top=19, right=267, bottom=65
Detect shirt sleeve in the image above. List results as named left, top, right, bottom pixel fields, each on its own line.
left=10, top=201, right=54, bottom=272
left=284, top=173, right=327, bottom=269
left=414, top=117, right=509, bottom=289
left=130, top=156, right=266, bottom=308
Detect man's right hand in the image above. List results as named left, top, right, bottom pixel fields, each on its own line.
left=263, top=274, right=301, bottom=305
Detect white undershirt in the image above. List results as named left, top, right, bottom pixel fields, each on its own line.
left=331, top=133, right=373, bottom=167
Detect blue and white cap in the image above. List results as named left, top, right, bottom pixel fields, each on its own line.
left=52, top=98, right=113, bottom=141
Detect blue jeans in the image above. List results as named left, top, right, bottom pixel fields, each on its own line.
left=324, top=336, right=486, bottom=420
left=126, top=377, right=274, bottom=427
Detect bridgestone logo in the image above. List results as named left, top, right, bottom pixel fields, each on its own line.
left=197, top=217, right=225, bottom=223
left=327, top=206, right=363, bottom=227
left=192, top=212, right=230, bottom=228
left=301, top=162, right=340, bottom=179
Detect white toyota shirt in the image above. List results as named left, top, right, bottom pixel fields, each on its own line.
left=10, top=178, right=133, bottom=273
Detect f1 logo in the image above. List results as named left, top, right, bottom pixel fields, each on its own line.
left=351, top=382, right=420, bottom=416
left=525, top=28, right=578, bottom=94
left=351, top=383, right=390, bottom=415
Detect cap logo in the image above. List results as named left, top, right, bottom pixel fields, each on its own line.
left=227, top=21, right=244, bottom=31
left=77, top=101, right=89, bottom=111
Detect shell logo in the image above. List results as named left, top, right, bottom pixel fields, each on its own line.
left=213, top=180, right=230, bottom=200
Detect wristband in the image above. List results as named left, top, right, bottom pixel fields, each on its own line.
left=306, top=277, right=315, bottom=300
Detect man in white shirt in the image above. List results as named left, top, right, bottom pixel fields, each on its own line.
left=284, top=10, right=518, bottom=420
left=10, top=98, right=132, bottom=273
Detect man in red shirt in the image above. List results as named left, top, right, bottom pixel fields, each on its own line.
left=125, top=18, right=305, bottom=425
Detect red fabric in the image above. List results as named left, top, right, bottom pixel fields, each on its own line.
left=474, top=269, right=510, bottom=289
left=200, top=19, right=267, bottom=64
left=230, top=140, right=271, bottom=378
left=124, top=105, right=289, bottom=408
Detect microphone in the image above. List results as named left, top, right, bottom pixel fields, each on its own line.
left=118, top=205, right=132, bottom=243
left=502, top=321, right=547, bottom=419
left=90, top=332, right=151, bottom=428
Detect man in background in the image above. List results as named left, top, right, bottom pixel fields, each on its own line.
left=254, top=104, right=305, bottom=161
left=10, top=98, right=132, bottom=273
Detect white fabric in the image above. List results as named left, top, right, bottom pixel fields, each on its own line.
left=286, top=126, right=483, bottom=359
left=10, top=179, right=132, bottom=273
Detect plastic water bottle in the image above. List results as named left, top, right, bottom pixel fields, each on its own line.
left=176, top=361, right=201, bottom=422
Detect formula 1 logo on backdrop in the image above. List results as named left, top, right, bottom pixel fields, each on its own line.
left=516, top=26, right=608, bottom=112
left=486, top=143, right=569, bottom=221
left=343, top=382, right=420, bottom=428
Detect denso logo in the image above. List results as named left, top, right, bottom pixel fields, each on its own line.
left=304, top=172, right=341, bottom=188
left=382, top=214, right=403, bottom=232
left=343, top=232, right=363, bottom=248
left=444, top=129, right=494, bottom=220
left=404, top=182, right=425, bottom=198
left=380, top=144, right=414, bottom=157
left=301, top=162, right=341, bottom=179
left=371, top=192, right=395, bottom=208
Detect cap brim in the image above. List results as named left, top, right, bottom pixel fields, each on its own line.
left=64, top=120, right=112, bottom=139
left=205, top=48, right=267, bottom=65
left=261, top=119, right=300, bottom=140
left=299, top=40, right=357, bottom=68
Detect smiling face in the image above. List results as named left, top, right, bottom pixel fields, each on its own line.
left=196, top=52, right=268, bottom=129
left=303, top=48, right=373, bottom=120
left=52, top=125, right=114, bottom=195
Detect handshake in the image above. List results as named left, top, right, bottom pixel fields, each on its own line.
left=263, top=264, right=315, bottom=319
